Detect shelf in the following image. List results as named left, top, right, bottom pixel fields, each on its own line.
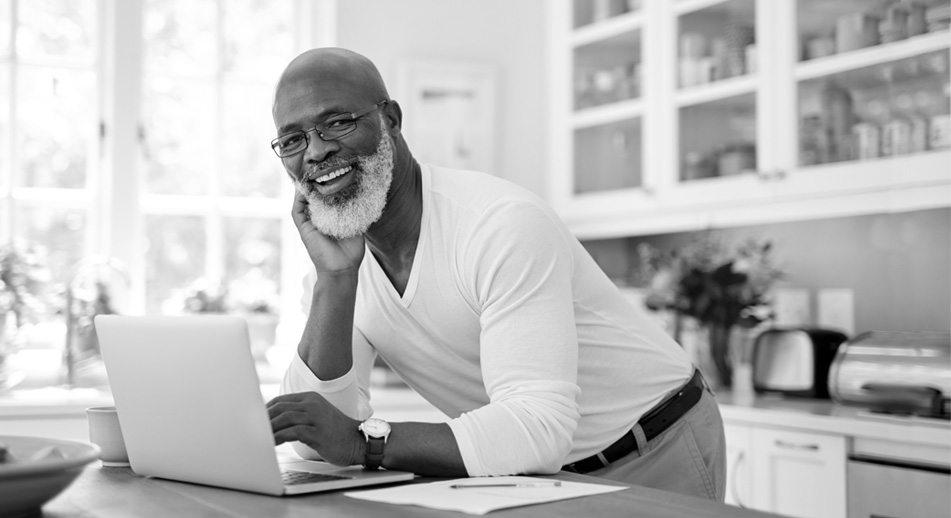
left=675, top=74, right=758, bottom=107
left=795, top=31, right=951, bottom=82
left=572, top=98, right=643, bottom=129
left=571, top=10, right=644, bottom=47
left=675, top=0, right=733, bottom=16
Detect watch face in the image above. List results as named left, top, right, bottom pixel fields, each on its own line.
left=361, top=418, right=390, bottom=438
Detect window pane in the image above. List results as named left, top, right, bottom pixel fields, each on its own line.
left=222, top=0, right=295, bottom=82
left=17, top=0, right=96, bottom=64
left=0, top=65, right=8, bottom=188
left=15, top=204, right=86, bottom=287
left=222, top=84, right=282, bottom=198
left=0, top=0, right=11, bottom=59
left=144, top=215, right=206, bottom=315
left=142, top=78, right=214, bottom=194
left=144, top=0, right=215, bottom=77
left=17, top=66, right=95, bottom=189
left=224, top=217, right=280, bottom=314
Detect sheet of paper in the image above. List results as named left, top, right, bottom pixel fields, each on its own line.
left=344, top=475, right=627, bottom=515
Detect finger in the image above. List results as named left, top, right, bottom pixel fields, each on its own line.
left=291, top=191, right=311, bottom=228
left=270, top=409, right=313, bottom=433
left=273, top=424, right=317, bottom=447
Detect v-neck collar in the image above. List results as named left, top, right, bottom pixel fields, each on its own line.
left=365, top=165, right=429, bottom=308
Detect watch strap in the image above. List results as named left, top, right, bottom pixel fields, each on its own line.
left=364, top=436, right=385, bottom=469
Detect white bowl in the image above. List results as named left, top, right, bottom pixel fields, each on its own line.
left=0, top=435, right=100, bottom=518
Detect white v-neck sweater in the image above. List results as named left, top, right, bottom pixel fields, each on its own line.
left=282, top=164, right=693, bottom=476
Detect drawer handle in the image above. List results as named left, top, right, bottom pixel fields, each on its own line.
left=775, top=440, right=819, bottom=451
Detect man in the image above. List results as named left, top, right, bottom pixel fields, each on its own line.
left=265, top=47, right=726, bottom=500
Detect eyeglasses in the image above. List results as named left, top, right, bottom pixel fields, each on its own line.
left=271, top=100, right=388, bottom=158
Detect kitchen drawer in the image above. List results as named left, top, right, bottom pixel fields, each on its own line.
left=751, top=427, right=848, bottom=518
left=848, top=459, right=951, bottom=518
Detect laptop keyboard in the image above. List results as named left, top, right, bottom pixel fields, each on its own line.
left=281, top=470, right=353, bottom=486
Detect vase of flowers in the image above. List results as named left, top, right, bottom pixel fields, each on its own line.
left=0, top=242, right=51, bottom=391
left=635, top=233, right=784, bottom=388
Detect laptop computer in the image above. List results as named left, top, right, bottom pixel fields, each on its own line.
left=94, top=314, right=415, bottom=496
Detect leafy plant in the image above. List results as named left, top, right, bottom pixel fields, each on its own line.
left=635, top=233, right=783, bottom=329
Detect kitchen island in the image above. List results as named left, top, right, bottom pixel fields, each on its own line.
left=4, top=382, right=949, bottom=518
left=43, top=464, right=780, bottom=518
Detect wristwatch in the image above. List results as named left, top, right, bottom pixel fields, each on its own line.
left=358, top=418, right=391, bottom=469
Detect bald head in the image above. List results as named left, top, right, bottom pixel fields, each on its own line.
left=274, top=48, right=389, bottom=117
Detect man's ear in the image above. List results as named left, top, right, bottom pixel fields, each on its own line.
left=384, top=100, right=403, bottom=131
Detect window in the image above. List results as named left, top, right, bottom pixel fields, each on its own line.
left=1, top=0, right=332, bottom=343
left=0, top=0, right=99, bottom=288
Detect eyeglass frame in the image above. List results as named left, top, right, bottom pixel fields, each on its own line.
left=270, top=100, right=389, bottom=158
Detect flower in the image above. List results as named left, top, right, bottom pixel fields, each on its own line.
left=635, top=233, right=784, bottom=329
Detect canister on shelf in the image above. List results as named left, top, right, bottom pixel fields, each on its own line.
left=905, top=2, right=928, bottom=37
left=879, top=4, right=909, bottom=44
left=592, top=0, right=612, bottom=22
left=718, top=144, right=756, bottom=176
left=725, top=21, right=754, bottom=77
left=883, top=119, right=913, bottom=156
left=854, top=122, right=881, bottom=160
left=818, top=82, right=855, bottom=161
left=929, top=114, right=951, bottom=149
left=680, top=32, right=706, bottom=59
left=836, top=12, right=880, bottom=53
left=745, top=44, right=757, bottom=74
left=680, top=58, right=702, bottom=88
left=805, top=37, right=835, bottom=60
left=910, top=116, right=928, bottom=152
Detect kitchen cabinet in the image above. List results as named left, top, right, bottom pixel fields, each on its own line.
left=724, top=422, right=847, bottom=518
left=750, top=427, right=847, bottom=518
left=548, top=0, right=951, bottom=239
left=723, top=422, right=754, bottom=508
left=717, top=392, right=950, bottom=518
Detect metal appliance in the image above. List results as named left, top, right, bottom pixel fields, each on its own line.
left=828, top=330, right=951, bottom=419
left=751, top=327, right=848, bottom=398
left=828, top=331, right=951, bottom=517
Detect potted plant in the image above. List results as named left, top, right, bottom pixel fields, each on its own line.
left=635, top=233, right=784, bottom=388
left=0, top=241, right=51, bottom=390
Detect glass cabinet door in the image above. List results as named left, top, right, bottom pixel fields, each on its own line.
left=675, top=0, right=759, bottom=183
left=796, top=0, right=951, bottom=167
left=571, top=0, right=644, bottom=195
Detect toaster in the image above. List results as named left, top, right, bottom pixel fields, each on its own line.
left=751, top=327, right=848, bottom=398
left=828, top=330, right=951, bottom=418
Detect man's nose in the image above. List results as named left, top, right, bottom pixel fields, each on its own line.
left=302, top=129, right=339, bottom=164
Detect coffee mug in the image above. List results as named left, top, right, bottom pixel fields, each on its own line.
left=86, top=406, right=130, bottom=467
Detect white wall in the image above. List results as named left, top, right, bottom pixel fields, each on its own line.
left=334, top=0, right=550, bottom=198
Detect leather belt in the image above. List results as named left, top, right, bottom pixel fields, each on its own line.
left=563, top=370, right=706, bottom=474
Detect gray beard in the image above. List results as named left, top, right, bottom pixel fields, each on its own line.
left=296, top=118, right=394, bottom=239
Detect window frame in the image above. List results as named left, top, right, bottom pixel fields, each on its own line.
left=2, top=0, right=336, bottom=337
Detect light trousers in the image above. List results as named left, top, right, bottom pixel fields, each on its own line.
left=585, top=387, right=726, bottom=501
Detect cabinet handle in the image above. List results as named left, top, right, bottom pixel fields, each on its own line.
left=774, top=440, right=819, bottom=451
left=730, top=450, right=747, bottom=509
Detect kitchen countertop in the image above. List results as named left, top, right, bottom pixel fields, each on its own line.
left=4, top=383, right=948, bottom=455
left=43, top=464, right=782, bottom=518
left=715, top=390, right=950, bottom=444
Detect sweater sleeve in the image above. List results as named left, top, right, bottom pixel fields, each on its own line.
left=446, top=200, right=582, bottom=476
left=279, top=326, right=377, bottom=460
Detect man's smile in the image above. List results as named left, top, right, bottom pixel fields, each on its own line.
left=314, top=164, right=353, bottom=184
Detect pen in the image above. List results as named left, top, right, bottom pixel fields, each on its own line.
left=450, top=481, right=563, bottom=489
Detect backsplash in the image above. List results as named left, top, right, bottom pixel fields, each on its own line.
left=582, top=207, right=950, bottom=335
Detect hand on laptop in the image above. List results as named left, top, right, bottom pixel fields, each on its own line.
left=267, top=391, right=364, bottom=468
